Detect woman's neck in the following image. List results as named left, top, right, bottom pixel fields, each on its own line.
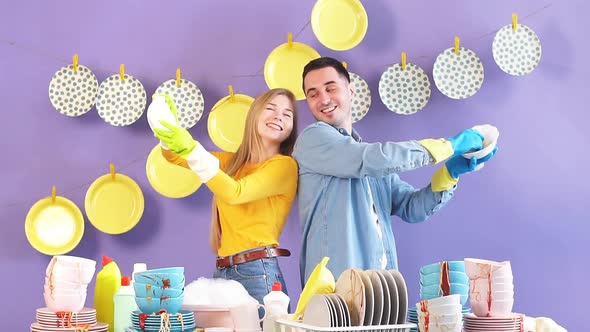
left=251, top=141, right=280, bottom=164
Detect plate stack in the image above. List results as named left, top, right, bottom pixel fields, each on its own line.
left=31, top=308, right=107, bottom=332
left=463, top=313, right=524, bottom=332
left=303, top=269, right=411, bottom=328
left=128, top=310, right=196, bottom=332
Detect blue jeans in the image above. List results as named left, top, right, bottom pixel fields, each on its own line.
left=213, top=255, right=289, bottom=318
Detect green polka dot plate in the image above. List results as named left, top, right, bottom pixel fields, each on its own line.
left=350, top=72, right=371, bottom=122
left=433, top=47, right=484, bottom=99
left=155, top=79, right=205, bottom=129
left=96, top=74, right=147, bottom=126
left=378, top=63, right=431, bottom=115
left=493, top=24, right=542, bottom=76
left=49, top=64, right=98, bottom=117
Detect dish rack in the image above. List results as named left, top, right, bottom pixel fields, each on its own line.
left=275, top=318, right=417, bottom=332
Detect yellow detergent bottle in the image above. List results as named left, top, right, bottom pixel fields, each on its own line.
left=94, top=255, right=122, bottom=332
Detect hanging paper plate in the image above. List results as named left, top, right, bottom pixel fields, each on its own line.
left=146, top=144, right=202, bottom=198
left=49, top=64, right=98, bottom=117
left=25, top=187, right=84, bottom=255
left=96, top=73, right=147, bottom=126
left=350, top=72, right=371, bottom=123
left=85, top=164, right=144, bottom=234
left=208, top=93, right=254, bottom=152
left=264, top=36, right=321, bottom=100
left=379, top=63, right=431, bottom=115
left=433, top=47, right=484, bottom=99
left=493, top=24, right=542, bottom=76
left=311, top=0, right=368, bottom=51
left=155, top=79, right=205, bottom=129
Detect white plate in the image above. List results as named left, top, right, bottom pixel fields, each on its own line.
left=350, top=71, right=371, bottom=123
left=302, top=294, right=332, bottom=327
left=379, top=63, right=431, bottom=115
left=49, top=64, right=98, bottom=117
left=433, top=47, right=484, bottom=99
left=358, top=270, right=374, bottom=326
left=462, top=124, right=499, bottom=159
left=335, top=269, right=366, bottom=326
left=374, top=270, right=390, bottom=325
left=493, top=24, right=542, bottom=76
left=96, top=74, right=147, bottom=126
left=380, top=269, right=399, bottom=324
left=388, top=269, right=408, bottom=325
left=155, top=78, right=205, bottom=129
left=367, top=271, right=384, bottom=325
left=333, top=293, right=351, bottom=327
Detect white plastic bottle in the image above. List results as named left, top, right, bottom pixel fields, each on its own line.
left=113, top=276, right=137, bottom=332
left=263, top=282, right=290, bottom=332
left=131, top=263, right=147, bottom=287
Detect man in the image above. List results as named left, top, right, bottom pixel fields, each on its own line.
left=292, top=57, right=498, bottom=284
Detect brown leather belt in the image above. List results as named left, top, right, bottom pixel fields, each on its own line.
left=216, top=247, right=291, bottom=269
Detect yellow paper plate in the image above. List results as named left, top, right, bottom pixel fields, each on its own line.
left=85, top=166, right=144, bottom=234
left=264, top=40, right=320, bottom=100
left=25, top=188, right=84, bottom=255
left=207, top=94, right=254, bottom=152
left=311, top=0, right=368, bottom=51
left=146, top=144, right=202, bottom=198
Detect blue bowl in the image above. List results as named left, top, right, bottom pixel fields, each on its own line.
left=420, top=271, right=469, bottom=286
left=135, top=295, right=184, bottom=314
left=420, top=283, right=469, bottom=296
left=135, top=267, right=184, bottom=275
left=420, top=261, right=465, bottom=275
left=133, top=282, right=184, bottom=298
left=134, top=274, right=185, bottom=288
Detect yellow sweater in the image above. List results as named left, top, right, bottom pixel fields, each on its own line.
left=161, top=148, right=298, bottom=256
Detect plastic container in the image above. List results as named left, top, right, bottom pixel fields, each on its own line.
left=114, top=276, right=137, bottom=332
left=94, top=256, right=122, bottom=332
left=263, top=282, right=290, bottom=332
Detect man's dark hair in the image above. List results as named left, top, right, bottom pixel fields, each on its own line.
left=302, top=57, right=350, bottom=93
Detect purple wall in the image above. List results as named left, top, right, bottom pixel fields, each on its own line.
left=1, top=1, right=586, bottom=330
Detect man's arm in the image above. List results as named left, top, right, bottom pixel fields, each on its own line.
left=293, top=123, right=447, bottom=179
left=388, top=173, right=455, bottom=223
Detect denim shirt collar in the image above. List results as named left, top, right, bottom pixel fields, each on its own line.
left=333, top=125, right=362, bottom=143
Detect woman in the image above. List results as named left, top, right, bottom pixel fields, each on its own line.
left=150, top=88, right=298, bottom=307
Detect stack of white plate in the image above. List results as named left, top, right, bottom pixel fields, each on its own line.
left=328, top=269, right=409, bottom=327
left=302, top=293, right=351, bottom=327
left=463, top=313, right=524, bottom=331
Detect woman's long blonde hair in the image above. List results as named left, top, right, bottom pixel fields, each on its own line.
left=209, top=88, right=298, bottom=253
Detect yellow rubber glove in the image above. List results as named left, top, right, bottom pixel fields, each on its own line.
left=418, top=138, right=454, bottom=164
left=153, top=120, right=196, bottom=157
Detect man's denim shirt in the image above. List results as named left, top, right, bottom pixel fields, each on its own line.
left=292, top=122, right=455, bottom=285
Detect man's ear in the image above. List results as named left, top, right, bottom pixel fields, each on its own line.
left=348, top=81, right=355, bottom=98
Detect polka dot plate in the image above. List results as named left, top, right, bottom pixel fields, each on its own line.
left=493, top=23, right=542, bottom=76
left=433, top=47, right=484, bottom=99
left=96, top=74, right=147, bottom=126
left=155, top=78, right=205, bottom=129
left=350, top=72, right=371, bottom=122
left=378, top=63, right=431, bottom=115
left=48, top=64, right=98, bottom=117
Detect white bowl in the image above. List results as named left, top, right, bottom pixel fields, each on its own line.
left=44, top=277, right=88, bottom=290
left=46, top=256, right=96, bottom=274
left=426, top=320, right=463, bottom=332
left=469, top=279, right=514, bottom=297
left=471, top=298, right=514, bottom=317
left=44, top=285, right=87, bottom=295
left=462, top=125, right=499, bottom=159
left=421, top=294, right=461, bottom=307
left=43, top=292, right=87, bottom=312
left=417, top=303, right=462, bottom=316
left=464, top=258, right=511, bottom=280
left=46, top=265, right=95, bottom=284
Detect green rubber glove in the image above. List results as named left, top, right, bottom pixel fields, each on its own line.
left=153, top=120, right=196, bottom=157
